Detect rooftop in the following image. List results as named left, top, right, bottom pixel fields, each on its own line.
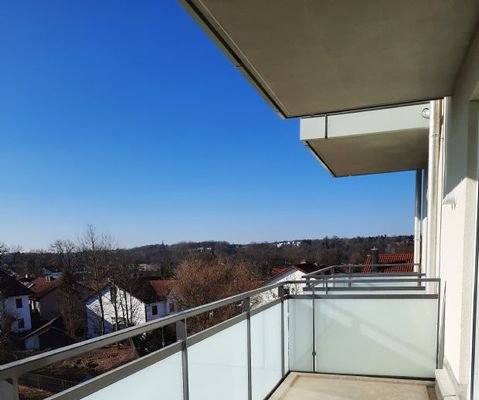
left=0, top=271, right=32, bottom=298
left=29, top=276, right=63, bottom=299
left=363, top=253, right=414, bottom=273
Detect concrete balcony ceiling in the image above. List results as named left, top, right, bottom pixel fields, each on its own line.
left=180, top=0, right=479, bottom=118
left=300, top=104, right=430, bottom=176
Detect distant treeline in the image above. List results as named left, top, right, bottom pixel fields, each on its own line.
left=3, top=235, right=413, bottom=279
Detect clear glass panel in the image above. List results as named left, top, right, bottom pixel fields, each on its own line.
left=288, top=299, right=313, bottom=372
left=81, top=351, right=183, bottom=400
left=251, top=304, right=282, bottom=400
left=315, top=298, right=437, bottom=378
left=188, top=320, right=248, bottom=400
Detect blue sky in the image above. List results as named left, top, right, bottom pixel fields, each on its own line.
left=0, top=1, right=414, bottom=250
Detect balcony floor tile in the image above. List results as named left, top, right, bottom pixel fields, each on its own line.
left=269, top=372, right=436, bottom=400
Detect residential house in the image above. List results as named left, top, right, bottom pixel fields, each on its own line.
left=362, top=250, right=414, bottom=273
left=23, top=316, right=76, bottom=351
left=255, top=262, right=320, bottom=305
left=29, top=275, right=64, bottom=320
left=85, top=279, right=175, bottom=338
left=29, top=275, right=92, bottom=323
left=0, top=271, right=32, bottom=333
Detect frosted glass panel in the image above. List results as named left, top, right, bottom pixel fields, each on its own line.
left=251, top=304, right=282, bottom=400
left=283, top=300, right=289, bottom=373
left=81, top=352, right=183, bottom=400
left=288, top=299, right=313, bottom=371
left=315, top=298, right=437, bottom=378
left=189, top=320, right=248, bottom=400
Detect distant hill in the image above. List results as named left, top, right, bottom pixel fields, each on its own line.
left=3, top=235, right=413, bottom=279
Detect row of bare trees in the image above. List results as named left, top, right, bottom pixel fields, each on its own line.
left=14, top=226, right=134, bottom=338
left=55, top=226, right=149, bottom=338
left=47, top=227, right=258, bottom=336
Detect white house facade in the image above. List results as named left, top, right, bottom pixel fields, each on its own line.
left=85, top=280, right=175, bottom=338
left=0, top=271, right=32, bottom=333
left=253, top=264, right=319, bottom=307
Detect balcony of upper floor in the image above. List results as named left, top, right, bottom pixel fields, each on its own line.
left=178, top=1, right=479, bottom=179
left=178, top=1, right=479, bottom=119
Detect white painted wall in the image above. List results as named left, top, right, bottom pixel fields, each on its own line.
left=433, top=24, right=479, bottom=400
left=85, top=285, right=173, bottom=338
left=145, top=300, right=171, bottom=321
left=1, top=295, right=32, bottom=333
left=86, top=286, right=146, bottom=338
left=253, top=269, right=304, bottom=308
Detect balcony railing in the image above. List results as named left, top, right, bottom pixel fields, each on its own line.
left=0, top=273, right=440, bottom=400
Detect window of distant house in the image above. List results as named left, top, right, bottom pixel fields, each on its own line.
left=169, top=302, right=174, bottom=313
left=16, top=298, right=22, bottom=308
left=18, top=318, right=24, bottom=329
left=152, top=305, right=158, bottom=315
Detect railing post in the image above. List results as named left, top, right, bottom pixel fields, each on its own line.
left=311, top=283, right=316, bottom=372
left=176, top=320, right=189, bottom=400
left=243, top=297, right=252, bottom=400
left=279, top=285, right=287, bottom=377
left=0, top=378, right=19, bottom=400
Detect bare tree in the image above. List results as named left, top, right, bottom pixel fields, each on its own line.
left=0, top=298, right=14, bottom=363
left=171, top=254, right=253, bottom=332
left=50, top=240, right=86, bottom=337
left=0, top=247, right=16, bottom=363
left=51, top=240, right=77, bottom=273
left=113, top=255, right=142, bottom=328
left=79, top=226, right=114, bottom=335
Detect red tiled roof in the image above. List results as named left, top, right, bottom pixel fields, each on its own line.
left=362, top=253, right=414, bottom=273
left=263, top=263, right=321, bottom=285
left=292, top=262, right=321, bottom=274
left=29, top=276, right=63, bottom=299
left=148, top=280, right=175, bottom=299
left=31, top=277, right=95, bottom=300
left=262, top=267, right=296, bottom=285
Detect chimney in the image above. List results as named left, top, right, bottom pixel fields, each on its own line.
left=371, top=247, right=379, bottom=272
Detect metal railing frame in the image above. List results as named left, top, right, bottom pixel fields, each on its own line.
left=303, top=263, right=421, bottom=278
left=0, top=275, right=440, bottom=400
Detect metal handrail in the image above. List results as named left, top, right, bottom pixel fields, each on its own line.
left=0, top=275, right=437, bottom=381
left=303, top=263, right=420, bottom=278
left=310, top=272, right=425, bottom=278
left=308, top=277, right=438, bottom=284
left=0, top=280, right=284, bottom=380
